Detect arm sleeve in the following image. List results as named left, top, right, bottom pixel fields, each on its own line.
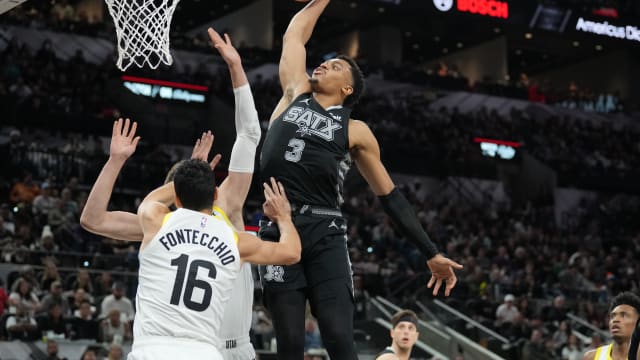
left=378, top=187, right=438, bottom=259
left=228, top=84, right=261, bottom=173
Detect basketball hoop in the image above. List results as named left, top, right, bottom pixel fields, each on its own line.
left=105, top=0, right=181, bottom=71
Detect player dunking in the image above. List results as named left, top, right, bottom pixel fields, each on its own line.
left=582, top=292, right=640, bottom=360
left=258, top=1, right=462, bottom=358
left=80, top=28, right=262, bottom=360
left=130, top=162, right=299, bottom=360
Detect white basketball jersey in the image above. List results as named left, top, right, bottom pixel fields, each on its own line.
left=133, top=208, right=240, bottom=347
left=211, top=206, right=254, bottom=342
left=219, top=262, right=253, bottom=341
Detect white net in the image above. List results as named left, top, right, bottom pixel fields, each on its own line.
left=105, top=0, right=181, bottom=71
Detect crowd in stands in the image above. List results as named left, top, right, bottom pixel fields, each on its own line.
left=6, top=29, right=637, bottom=194
left=1, top=124, right=639, bottom=359
left=342, top=179, right=639, bottom=358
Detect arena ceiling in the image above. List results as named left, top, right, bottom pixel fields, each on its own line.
left=170, top=0, right=638, bottom=75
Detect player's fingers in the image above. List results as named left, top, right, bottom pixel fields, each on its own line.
left=123, top=118, right=130, bottom=136
left=445, top=275, right=458, bottom=297
left=113, top=119, right=120, bottom=136
left=129, top=121, right=138, bottom=140
left=432, top=278, right=443, bottom=296
left=132, top=136, right=141, bottom=148
left=209, top=154, right=222, bottom=170
left=277, top=182, right=286, bottom=198
left=206, top=131, right=214, bottom=148
left=449, top=259, right=464, bottom=270
left=427, top=275, right=435, bottom=289
left=263, top=182, right=275, bottom=199
left=270, top=177, right=280, bottom=196
left=224, top=33, right=232, bottom=46
left=198, top=133, right=208, bottom=151
left=207, top=28, right=222, bottom=44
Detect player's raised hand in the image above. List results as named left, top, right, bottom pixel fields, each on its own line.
left=190, top=131, right=222, bottom=171
left=426, top=254, right=464, bottom=297
left=110, top=118, right=140, bottom=161
left=262, top=177, right=292, bottom=223
left=207, top=28, right=241, bottom=67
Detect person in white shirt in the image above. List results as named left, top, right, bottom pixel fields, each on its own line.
left=495, top=294, right=521, bottom=326
left=100, top=282, right=134, bottom=322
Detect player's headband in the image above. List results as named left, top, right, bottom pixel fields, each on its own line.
left=395, top=315, right=418, bottom=328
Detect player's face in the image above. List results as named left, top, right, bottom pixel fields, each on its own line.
left=390, top=321, right=419, bottom=351
left=609, top=304, right=639, bottom=342
left=311, top=59, right=353, bottom=97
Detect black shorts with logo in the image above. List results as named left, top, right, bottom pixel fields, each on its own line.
left=258, top=206, right=353, bottom=291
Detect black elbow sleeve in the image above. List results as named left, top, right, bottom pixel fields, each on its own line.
left=378, top=188, right=438, bottom=260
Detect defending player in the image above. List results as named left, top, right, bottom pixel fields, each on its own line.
left=129, top=162, right=299, bottom=360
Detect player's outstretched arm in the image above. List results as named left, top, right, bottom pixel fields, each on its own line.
left=207, top=29, right=261, bottom=230
left=271, top=0, right=330, bottom=121
left=349, top=120, right=463, bottom=297
left=137, top=182, right=173, bottom=246
left=80, top=118, right=142, bottom=241
left=81, top=126, right=219, bottom=242
left=238, top=178, right=301, bottom=265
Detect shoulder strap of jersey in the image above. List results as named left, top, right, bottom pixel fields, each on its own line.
left=161, top=212, right=174, bottom=226
left=594, top=344, right=613, bottom=360
left=212, top=206, right=238, bottom=243
left=375, top=346, right=395, bottom=359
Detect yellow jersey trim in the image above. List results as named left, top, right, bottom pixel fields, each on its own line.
left=594, top=344, right=612, bottom=360
left=161, top=212, right=173, bottom=226
left=211, top=206, right=238, bottom=244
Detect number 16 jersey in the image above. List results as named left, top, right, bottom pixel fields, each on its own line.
left=260, top=93, right=352, bottom=208
left=133, top=208, right=241, bottom=347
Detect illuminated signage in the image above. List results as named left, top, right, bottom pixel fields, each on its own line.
left=433, top=0, right=509, bottom=19
left=529, top=5, right=572, bottom=33
left=121, top=75, right=208, bottom=103
left=592, top=8, right=618, bottom=19
left=458, top=0, right=508, bottom=19
left=474, top=137, right=520, bottom=160
left=575, top=17, right=640, bottom=42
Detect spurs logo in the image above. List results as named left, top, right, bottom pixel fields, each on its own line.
left=283, top=106, right=342, bottom=141
left=263, top=265, right=285, bottom=282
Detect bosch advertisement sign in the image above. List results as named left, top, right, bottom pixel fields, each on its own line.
left=433, top=0, right=509, bottom=19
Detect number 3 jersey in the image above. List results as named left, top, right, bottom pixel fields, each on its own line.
left=133, top=208, right=241, bottom=346
left=260, top=93, right=353, bottom=208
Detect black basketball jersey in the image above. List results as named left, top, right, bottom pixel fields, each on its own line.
left=375, top=347, right=395, bottom=359
left=260, top=93, right=352, bottom=208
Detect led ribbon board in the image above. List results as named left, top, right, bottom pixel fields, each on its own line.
left=433, top=0, right=509, bottom=19
left=575, top=17, right=640, bottom=42
left=474, top=137, right=520, bottom=160
left=122, top=75, right=208, bottom=103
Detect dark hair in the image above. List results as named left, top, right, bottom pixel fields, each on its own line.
left=173, top=159, right=216, bottom=211
left=610, top=291, right=640, bottom=315
left=390, top=309, right=418, bottom=329
left=336, top=55, right=365, bottom=107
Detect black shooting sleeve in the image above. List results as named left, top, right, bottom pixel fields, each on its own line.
left=378, top=187, right=438, bottom=259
